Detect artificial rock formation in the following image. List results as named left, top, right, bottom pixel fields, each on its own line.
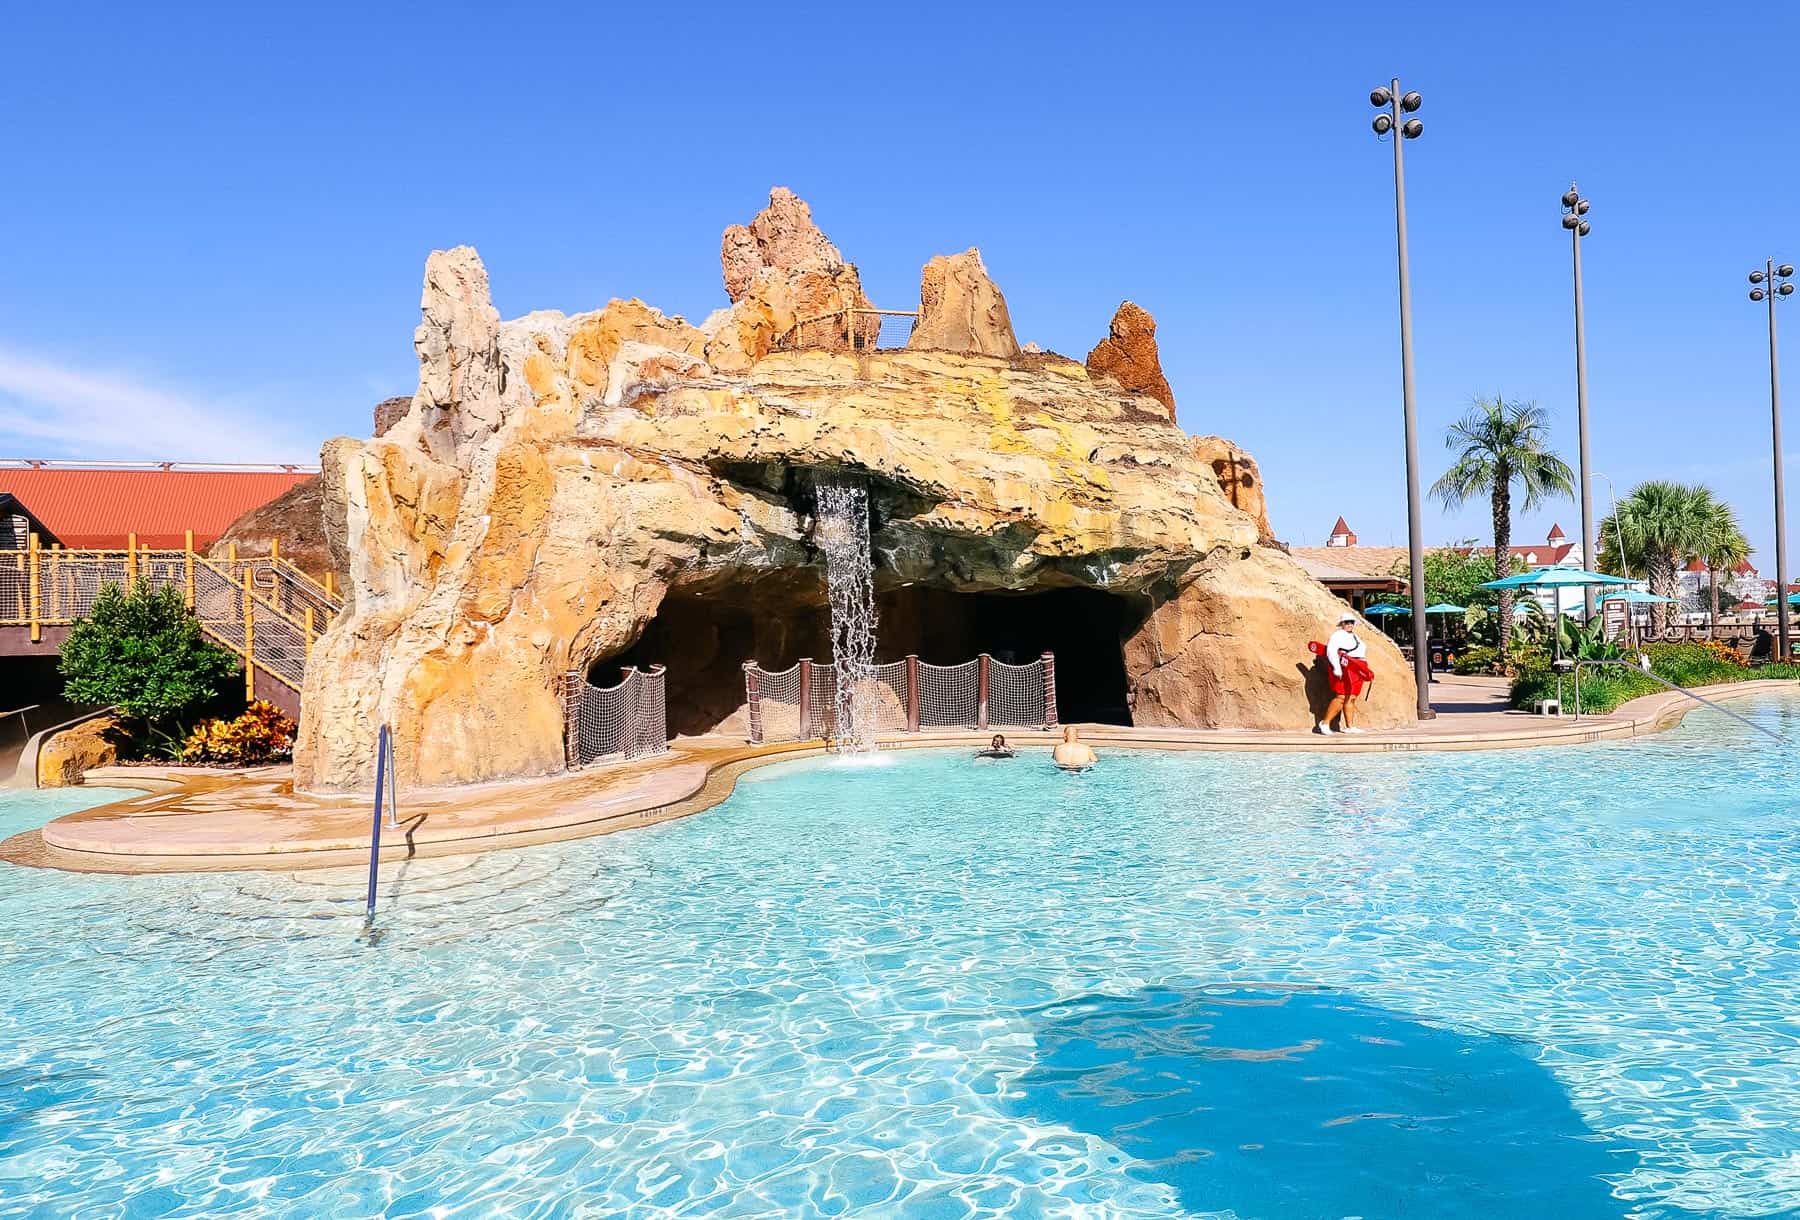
left=1086, top=301, right=1174, bottom=418
left=209, top=477, right=335, bottom=581
left=712, top=187, right=874, bottom=366
left=1189, top=435, right=1275, bottom=545
left=215, top=395, right=419, bottom=581
left=295, top=192, right=1412, bottom=791
left=908, top=249, right=1020, bottom=358
left=37, top=714, right=122, bottom=787
left=374, top=395, right=412, bottom=437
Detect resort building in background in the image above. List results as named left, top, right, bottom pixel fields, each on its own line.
left=0, top=460, right=315, bottom=551
left=1296, top=516, right=1591, bottom=615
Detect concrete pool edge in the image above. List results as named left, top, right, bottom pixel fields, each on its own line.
left=7, top=678, right=1795, bottom=875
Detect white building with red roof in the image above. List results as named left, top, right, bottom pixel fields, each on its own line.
left=1678, top=556, right=1770, bottom=610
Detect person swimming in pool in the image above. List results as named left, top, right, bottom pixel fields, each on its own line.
left=1052, top=725, right=1097, bottom=771
left=976, top=734, right=1015, bottom=759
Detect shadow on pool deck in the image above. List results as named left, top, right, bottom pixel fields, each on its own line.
left=1008, top=983, right=1636, bottom=1218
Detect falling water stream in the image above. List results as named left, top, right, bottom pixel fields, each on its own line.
left=813, top=472, right=880, bottom=753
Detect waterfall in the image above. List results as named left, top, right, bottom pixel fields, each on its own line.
left=813, top=472, right=880, bottom=753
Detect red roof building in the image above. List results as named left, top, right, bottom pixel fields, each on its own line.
left=0, top=461, right=316, bottom=550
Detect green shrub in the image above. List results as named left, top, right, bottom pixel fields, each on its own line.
left=60, top=580, right=242, bottom=753
left=1642, top=643, right=1746, bottom=689
left=1454, top=643, right=1546, bottom=677
left=1451, top=645, right=1501, bottom=675
left=1508, top=640, right=1790, bottom=714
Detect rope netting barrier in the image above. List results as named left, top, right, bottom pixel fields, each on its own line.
left=749, top=662, right=803, bottom=743
left=988, top=657, right=1048, bottom=731
left=567, top=665, right=669, bottom=767
left=918, top=659, right=978, bottom=729
left=742, top=654, right=1056, bottom=743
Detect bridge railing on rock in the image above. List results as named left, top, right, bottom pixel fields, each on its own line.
left=773, top=307, right=919, bottom=354
left=562, top=665, right=669, bottom=767
left=0, top=534, right=342, bottom=700
left=741, top=653, right=1057, bottom=744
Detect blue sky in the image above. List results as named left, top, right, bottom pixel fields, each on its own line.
left=3, top=2, right=1797, bottom=563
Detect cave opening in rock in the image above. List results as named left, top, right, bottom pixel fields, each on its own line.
left=596, top=575, right=1144, bottom=737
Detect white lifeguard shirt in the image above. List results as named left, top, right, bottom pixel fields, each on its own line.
left=1326, top=627, right=1366, bottom=676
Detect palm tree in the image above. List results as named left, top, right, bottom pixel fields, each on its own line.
left=1596, top=481, right=1723, bottom=634
left=1697, top=498, right=1751, bottom=628
left=1431, top=396, right=1576, bottom=660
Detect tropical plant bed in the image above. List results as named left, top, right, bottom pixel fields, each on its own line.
left=1509, top=643, right=1800, bottom=715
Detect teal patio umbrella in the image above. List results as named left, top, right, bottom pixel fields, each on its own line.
left=1423, top=602, right=1467, bottom=614
left=1480, top=566, right=1635, bottom=591
left=1362, top=603, right=1410, bottom=640
left=1481, top=567, right=1637, bottom=673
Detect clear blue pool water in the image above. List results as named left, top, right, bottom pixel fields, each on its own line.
left=3, top=700, right=1800, bottom=1218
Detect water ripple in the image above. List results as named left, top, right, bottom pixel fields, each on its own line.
left=3, top=697, right=1800, bottom=1215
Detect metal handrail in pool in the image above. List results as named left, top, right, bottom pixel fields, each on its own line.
left=1572, top=659, right=1784, bottom=743
left=364, top=724, right=399, bottom=930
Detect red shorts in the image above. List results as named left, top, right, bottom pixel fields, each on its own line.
left=1331, top=658, right=1374, bottom=698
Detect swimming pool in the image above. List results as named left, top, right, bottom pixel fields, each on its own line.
left=3, top=699, right=1799, bottom=1217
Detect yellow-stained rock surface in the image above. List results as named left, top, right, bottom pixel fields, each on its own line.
left=295, top=192, right=1414, bottom=791
left=37, top=715, right=123, bottom=787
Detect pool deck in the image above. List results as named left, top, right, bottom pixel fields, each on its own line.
left=6, top=676, right=1794, bottom=876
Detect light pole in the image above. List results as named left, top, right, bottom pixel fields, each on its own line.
left=1749, top=260, right=1795, bottom=658
left=1561, top=186, right=1595, bottom=620
left=1368, top=79, right=1433, bottom=718
left=1595, top=471, right=1635, bottom=645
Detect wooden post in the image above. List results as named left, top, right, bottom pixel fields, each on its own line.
left=27, top=533, right=40, bottom=643
left=743, top=662, right=763, bottom=745
left=183, top=530, right=195, bottom=609
left=977, top=653, right=990, bottom=731
left=905, top=655, right=920, bottom=733
left=562, top=669, right=583, bottom=768
left=1041, top=651, right=1058, bottom=729
left=324, top=571, right=335, bottom=599
left=269, top=537, right=280, bottom=563
left=242, top=568, right=255, bottom=702
left=304, top=606, right=315, bottom=659
left=228, top=541, right=238, bottom=563
left=126, top=532, right=138, bottom=583
left=798, top=658, right=814, bottom=739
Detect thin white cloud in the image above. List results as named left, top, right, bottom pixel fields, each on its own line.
left=0, top=348, right=316, bottom=464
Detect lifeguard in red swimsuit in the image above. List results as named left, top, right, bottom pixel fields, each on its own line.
left=1317, top=610, right=1372, bottom=734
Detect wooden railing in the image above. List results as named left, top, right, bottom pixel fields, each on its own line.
left=773, top=306, right=920, bottom=353
left=0, top=532, right=343, bottom=695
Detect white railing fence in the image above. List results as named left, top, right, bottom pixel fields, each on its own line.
left=742, top=653, right=1056, bottom=743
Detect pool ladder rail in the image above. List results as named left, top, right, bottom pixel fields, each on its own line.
left=363, top=724, right=400, bottom=935
left=1571, top=659, right=1785, bottom=744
